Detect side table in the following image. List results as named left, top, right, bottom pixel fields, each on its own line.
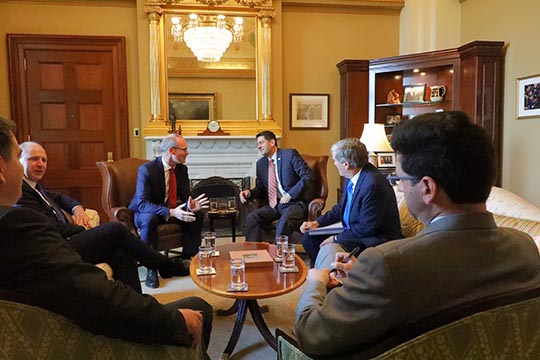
left=208, top=210, right=238, bottom=242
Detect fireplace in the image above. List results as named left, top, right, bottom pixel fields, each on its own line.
left=191, top=176, right=250, bottom=237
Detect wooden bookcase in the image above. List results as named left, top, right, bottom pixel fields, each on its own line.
left=337, top=40, right=504, bottom=183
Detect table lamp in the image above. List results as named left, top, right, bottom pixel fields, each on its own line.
left=359, top=123, right=394, bottom=168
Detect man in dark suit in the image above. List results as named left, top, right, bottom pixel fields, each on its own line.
left=129, top=134, right=208, bottom=288
left=0, top=116, right=213, bottom=357
left=300, top=138, right=402, bottom=265
left=15, top=141, right=191, bottom=293
left=294, top=112, right=540, bottom=357
left=239, top=130, right=313, bottom=242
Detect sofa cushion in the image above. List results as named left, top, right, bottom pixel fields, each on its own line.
left=487, top=186, right=540, bottom=222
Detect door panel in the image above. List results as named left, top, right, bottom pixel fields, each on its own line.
left=8, top=35, right=129, bottom=222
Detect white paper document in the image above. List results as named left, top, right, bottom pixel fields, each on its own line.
left=306, top=222, right=344, bottom=236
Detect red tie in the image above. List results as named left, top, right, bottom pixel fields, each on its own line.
left=268, top=159, right=277, bottom=208
left=168, top=168, right=177, bottom=208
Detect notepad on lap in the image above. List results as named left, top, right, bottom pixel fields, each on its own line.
left=306, top=222, right=344, bottom=236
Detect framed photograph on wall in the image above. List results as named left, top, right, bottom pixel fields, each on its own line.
left=517, top=74, right=540, bottom=119
left=169, top=92, right=216, bottom=121
left=402, top=84, right=426, bottom=103
left=378, top=152, right=396, bottom=168
left=290, top=93, right=330, bottom=129
left=385, top=114, right=402, bottom=125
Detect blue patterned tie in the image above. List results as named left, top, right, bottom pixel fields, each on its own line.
left=343, top=182, right=354, bottom=228
left=35, top=183, right=68, bottom=223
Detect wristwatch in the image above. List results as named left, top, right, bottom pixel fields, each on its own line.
left=333, top=235, right=338, bottom=242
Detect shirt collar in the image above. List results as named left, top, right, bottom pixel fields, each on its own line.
left=349, top=169, right=361, bottom=191
left=162, top=157, right=173, bottom=171
left=24, top=177, right=37, bottom=189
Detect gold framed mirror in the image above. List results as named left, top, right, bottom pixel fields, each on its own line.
left=144, top=0, right=276, bottom=136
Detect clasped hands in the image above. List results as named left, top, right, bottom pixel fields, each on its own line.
left=170, top=194, right=209, bottom=222
left=72, top=205, right=91, bottom=229
left=307, top=251, right=357, bottom=289
left=239, top=190, right=292, bottom=205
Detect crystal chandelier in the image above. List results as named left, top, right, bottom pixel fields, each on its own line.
left=171, top=14, right=244, bottom=63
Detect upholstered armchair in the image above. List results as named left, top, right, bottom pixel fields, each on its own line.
left=277, top=287, right=540, bottom=360
left=246, top=154, right=329, bottom=244
left=96, top=158, right=184, bottom=254
left=0, top=298, right=203, bottom=359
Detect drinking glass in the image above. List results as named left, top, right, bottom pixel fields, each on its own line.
left=198, top=245, right=213, bottom=274
left=230, top=257, right=246, bottom=290
left=275, top=235, right=288, bottom=261
left=282, top=244, right=296, bottom=271
left=203, top=231, right=216, bottom=255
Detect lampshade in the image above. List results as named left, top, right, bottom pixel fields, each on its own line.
left=359, top=123, right=394, bottom=152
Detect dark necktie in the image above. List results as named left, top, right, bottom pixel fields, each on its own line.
left=35, top=183, right=68, bottom=223
left=268, top=159, right=277, bottom=208
left=343, top=182, right=354, bottom=228
left=168, top=168, right=177, bottom=208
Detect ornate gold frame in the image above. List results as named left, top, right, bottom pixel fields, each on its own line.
left=144, top=0, right=277, bottom=136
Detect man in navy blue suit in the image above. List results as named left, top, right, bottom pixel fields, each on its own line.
left=129, top=134, right=208, bottom=288
left=240, top=131, right=313, bottom=242
left=300, top=138, right=402, bottom=265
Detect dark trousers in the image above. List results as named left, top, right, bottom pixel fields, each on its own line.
left=164, top=297, right=213, bottom=359
left=134, top=211, right=204, bottom=258
left=68, top=222, right=174, bottom=293
left=245, top=201, right=307, bottom=242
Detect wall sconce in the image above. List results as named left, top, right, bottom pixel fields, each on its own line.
left=359, top=123, right=394, bottom=168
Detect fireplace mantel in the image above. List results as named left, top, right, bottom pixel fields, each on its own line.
left=144, top=136, right=260, bottom=184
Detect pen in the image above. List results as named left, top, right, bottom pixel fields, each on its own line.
left=341, top=246, right=361, bottom=263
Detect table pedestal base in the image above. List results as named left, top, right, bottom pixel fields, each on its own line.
left=221, top=299, right=277, bottom=358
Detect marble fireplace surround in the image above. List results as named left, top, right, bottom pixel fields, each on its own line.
left=144, top=136, right=260, bottom=186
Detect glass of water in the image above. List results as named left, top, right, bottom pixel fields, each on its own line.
left=204, top=231, right=216, bottom=255
left=230, top=257, right=246, bottom=290
left=275, top=235, right=288, bottom=261
left=198, top=245, right=213, bottom=274
left=282, top=244, right=296, bottom=271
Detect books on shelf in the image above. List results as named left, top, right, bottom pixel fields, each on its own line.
left=229, top=249, right=274, bottom=268
left=306, top=222, right=344, bottom=236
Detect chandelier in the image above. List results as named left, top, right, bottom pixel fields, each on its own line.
left=171, top=14, right=244, bottom=62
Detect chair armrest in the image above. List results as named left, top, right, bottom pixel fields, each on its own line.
left=276, top=328, right=313, bottom=360
left=112, top=207, right=137, bottom=233
left=307, top=198, right=325, bottom=221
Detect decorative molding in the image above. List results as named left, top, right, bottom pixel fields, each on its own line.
left=281, top=0, right=404, bottom=10
left=168, top=57, right=256, bottom=78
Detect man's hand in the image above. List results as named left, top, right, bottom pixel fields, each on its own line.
left=300, top=221, right=319, bottom=234
left=239, top=190, right=250, bottom=204
left=72, top=205, right=90, bottom=229
left=331, top=251, right=357, bottom=274
left=279, top=193, right=291, bottom=204
left=170, top=204, right=196, bottom=222
left=188, top=194, right=209, bottom=212
left=319, top=236, right=334, bottom=248
left=178, top=309, right=203, bottom=348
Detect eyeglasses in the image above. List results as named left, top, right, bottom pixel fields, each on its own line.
left=172, top=146, right=188, bottom=152
left=387, top=175, right=418, bottom=186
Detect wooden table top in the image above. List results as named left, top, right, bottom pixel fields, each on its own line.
left=190, top=242, right=307, bottom=300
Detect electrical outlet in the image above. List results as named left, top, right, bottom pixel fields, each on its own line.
left=134, top=128, right=140, bottom=137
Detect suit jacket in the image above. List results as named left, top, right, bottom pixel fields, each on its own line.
left=15, top=180, right=85, bottom=238
left=250, top=148, right=313, bottom=203
left=0, top=206, right=192, bottom=346
left=317, top=163, right=402, bottom=249
left=128, top=157, right=191, bottom=218
left=295, top=212, right=540, bottom=356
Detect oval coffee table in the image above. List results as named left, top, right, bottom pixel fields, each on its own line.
left=189, top=241, right=307, bottom=359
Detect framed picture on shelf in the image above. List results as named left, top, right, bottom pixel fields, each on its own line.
left=290, top=93, right=330, bottom=129
left=403, top=84, right=426, bottom=103
left=169, top=92, right=216, bottom=121
left=516, top=74, right=540, bottom=119
left=378, top=152, right=396, bottom=168
left=385, top=114, right=401, bottom=125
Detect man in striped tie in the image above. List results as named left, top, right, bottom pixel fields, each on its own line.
left=240, top=131, right=314, bottom=242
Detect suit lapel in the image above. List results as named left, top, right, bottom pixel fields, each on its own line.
left=155, top=157, right=166, bottom=202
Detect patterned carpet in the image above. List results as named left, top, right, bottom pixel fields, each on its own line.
left=141, top=237, right=305, bottom=360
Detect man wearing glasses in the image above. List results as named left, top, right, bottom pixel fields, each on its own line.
left=129, top=134, right=208, bottom=288
left=295, top=111, right=540, bottom=357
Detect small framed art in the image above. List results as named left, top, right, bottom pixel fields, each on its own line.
left=290, top=93, right=330, bottom=129
left=169, top=92, right=216, bottom=121
left=402, top=84, right=426, bottom=103
left=385, top=114, right=401, bottom=125
left=378, top=152, right=396, bottom=168
left=517, top=74, right=540, bottom=119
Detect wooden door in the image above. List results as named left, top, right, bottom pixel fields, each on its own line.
left=8, top=35, right=129, bottom=221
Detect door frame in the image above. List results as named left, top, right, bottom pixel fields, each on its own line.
left=7, top=33, right=129, bottom=157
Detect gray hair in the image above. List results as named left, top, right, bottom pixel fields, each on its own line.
left=0, top=116, right=16, bottom=159
left=331, top=138, right=368, bottom=169
left=160, top=134, right=182, bottom=153
left=19, top=141, right=42, bottom=158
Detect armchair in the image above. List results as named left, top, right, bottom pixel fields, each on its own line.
left=247, top=154, right=329, bottom=244
left=277, top=287, right=540, bottom=360
left=96, top=158, right=184, bottom=254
